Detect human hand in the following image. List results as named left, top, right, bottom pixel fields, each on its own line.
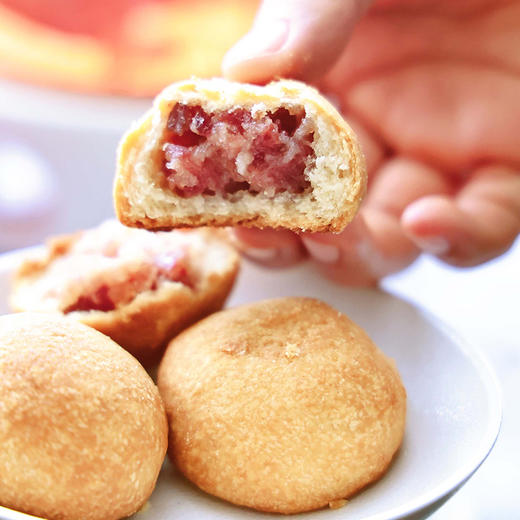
left=222, top=0, right=520, bottom=285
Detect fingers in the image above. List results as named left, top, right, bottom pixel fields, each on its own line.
left=402, top=166, right=520, bottom=266
left=343, top=113, right=387, bottom=178
left=231, top=162, right=520, bottom=281
left=302, top=208, right=420, bottom=286
left=301, top=157, right=452, bottom=285
left=346, top=63, right=520, bottom=171
left=366, top=156, right=453, bottom=214
left=232, top=227, right=307, bottom=267
left=222, top=0, right=373, bottom=84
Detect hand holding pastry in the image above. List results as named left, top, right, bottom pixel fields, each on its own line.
left=224, top=0, right=520, bottom=285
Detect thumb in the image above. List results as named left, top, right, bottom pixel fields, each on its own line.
left=222, top=0, right=372, bottom=84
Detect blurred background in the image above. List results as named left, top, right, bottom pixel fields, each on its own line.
left=0, top=0, right=258, bottom=250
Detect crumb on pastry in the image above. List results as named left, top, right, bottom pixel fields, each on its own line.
left=328, top=499, right=348, bottom=509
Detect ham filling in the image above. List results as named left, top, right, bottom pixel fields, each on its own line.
left=63, top=251, right=191, bottom=314
left=22, top=221, right=198, bottom=315
left=162, top=103, right=315, bottom=197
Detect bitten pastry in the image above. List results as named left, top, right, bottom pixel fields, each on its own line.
left=10, top=220, right=239, bottom=365
left=158, top=297, right=406, bottom=514
left=115, top=78, right=366, bottom=232
left=0, top=313, right=167, bottom=520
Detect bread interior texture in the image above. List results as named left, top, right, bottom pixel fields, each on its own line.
left=121, top=80, right=364, bottom=231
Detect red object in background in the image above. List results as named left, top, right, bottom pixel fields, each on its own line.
left=0, top=0, right=258, bottom=96
left=0, top=0, right=163, bottom=39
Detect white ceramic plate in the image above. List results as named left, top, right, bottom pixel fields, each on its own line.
left=0, top=250, right=501, bottom=520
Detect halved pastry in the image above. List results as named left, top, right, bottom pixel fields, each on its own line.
left=115, top=78, right=366, bottom=233
left=10, top=220, right=240, bottom=366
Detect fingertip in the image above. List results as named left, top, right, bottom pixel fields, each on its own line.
left=222, top=19, right=290, bottom=83
left=400, top=195, right=505, bottom=265
left=400, top=197, right=455, bottom=256
left=223, top=0, right=371, bottom=83
left=301, top=237, right=340, bottom=264
left=400, top=195, right=454, bottom=236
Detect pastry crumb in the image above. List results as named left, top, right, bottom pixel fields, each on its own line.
left=135, top=501, right=151, bottom=515
left=284, top=343, right=301, bottom=359
left=221, top=343, right=248, bottom=356
left=328, top=499, right=348, bottom=510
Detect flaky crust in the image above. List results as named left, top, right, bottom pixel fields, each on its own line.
left=0, top=313, right=167, bottom=520
left=10, top=224, right=240, bottom=366
left=158, top=297, right=406, bottom=514
left=115, top=78, right=367, bottom=233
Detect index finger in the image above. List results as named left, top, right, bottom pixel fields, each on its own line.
left=222, top=0, right=373, bottom=84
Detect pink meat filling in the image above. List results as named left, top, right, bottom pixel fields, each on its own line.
left=162, top=104, right=315, bottom=197
left=64, top=251, right=192, bottom=314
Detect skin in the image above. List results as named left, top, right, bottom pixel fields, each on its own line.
left=223, top=0, right=520, bottom=285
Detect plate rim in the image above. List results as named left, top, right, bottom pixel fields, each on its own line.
left=362, top=297, right=502, bottom=520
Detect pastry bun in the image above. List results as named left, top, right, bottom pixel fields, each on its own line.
left=10, top=220, right=239, bottom=366
left=115, top=78, right=366, bottom=232
left=0, top=313, right=167, bottom=520
left=158, top=297, right=406, bottom=514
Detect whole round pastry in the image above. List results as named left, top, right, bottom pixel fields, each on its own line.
left=0, top=313, right=168, bottom=520
left=158, top=297, right=406, bottom=514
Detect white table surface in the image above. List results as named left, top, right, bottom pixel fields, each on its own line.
left=383, top=239, right=519, bottom=519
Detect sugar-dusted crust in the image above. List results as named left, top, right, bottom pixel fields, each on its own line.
left=158, top=297, right=406, bottom=514
left=114, top=78, right=367, bottom=233
left=10, top=222, right=240, bottom=366
left=0, top=313, right=167, bottom=520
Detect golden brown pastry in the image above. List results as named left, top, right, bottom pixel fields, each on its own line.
left=115, top=78, right=366, bottom=232
left=0, top=312, right=167, bottom=520
left=158, top=297, right=406, bottom=514
left=10, top=219, right=239, bottom=366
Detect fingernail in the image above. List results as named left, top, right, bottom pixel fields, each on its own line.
left=241, top=246, right=278, bottom=261
left=413, top=236, right=450, bottom=255
left=303, top=239, right=340, bottom=264
left=240, top=244, right=306, bottom=267
left=223, top=19, right=289, bottom=67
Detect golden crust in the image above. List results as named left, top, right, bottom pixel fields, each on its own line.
left=10, top=223, right=240, bottom=366
left=158, top=297, right=406, bottom=514
left=114, top=78, right=367, bottom=233
left=0, top=313, right=168, bottom=520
